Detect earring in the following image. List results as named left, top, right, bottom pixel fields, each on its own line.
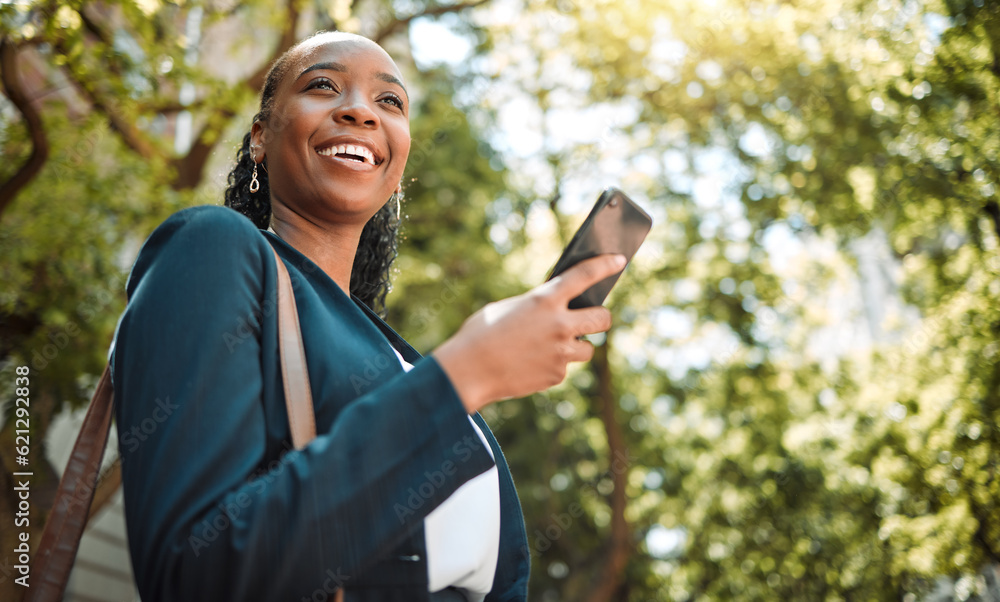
left=394, top=191, right=401, bottom=219
left=249, top=149, right=260, bottom=193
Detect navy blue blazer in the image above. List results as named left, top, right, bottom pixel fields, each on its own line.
left=110, top=205, right=530, bottom=601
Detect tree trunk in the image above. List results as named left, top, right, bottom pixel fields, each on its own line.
left=583, top=339, right=632, bottom=602
left=0, top=38, right=49, bottom=221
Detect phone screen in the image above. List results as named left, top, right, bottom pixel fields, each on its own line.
left=546, top=188, right=653, bottom=309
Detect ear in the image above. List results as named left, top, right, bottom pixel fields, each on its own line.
left=250, top=121, right=267, bottom=163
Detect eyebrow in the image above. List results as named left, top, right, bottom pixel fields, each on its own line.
left=299, top=61, right=409, bottom=100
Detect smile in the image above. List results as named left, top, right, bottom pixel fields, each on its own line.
left=316, top=143, right=380, bottom=166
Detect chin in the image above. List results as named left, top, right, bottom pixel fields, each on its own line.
left=317, top=188, right=391, bottom=220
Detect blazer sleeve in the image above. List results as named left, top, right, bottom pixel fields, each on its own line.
left=110, top=206, right=496, bottom=601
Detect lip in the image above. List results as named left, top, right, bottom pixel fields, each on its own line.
left=313, top=135, right=385, bottom=167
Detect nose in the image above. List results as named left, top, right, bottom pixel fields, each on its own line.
left=333, top=89, right=379, bottom=128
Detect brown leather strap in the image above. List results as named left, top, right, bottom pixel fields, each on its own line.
left=29, top=241, right=320, bottom=601
left=271, top=246, right=317, bottom=449
left=271, top=244, right=337, bottom=601
left=27, top=367, right=114, bottom=602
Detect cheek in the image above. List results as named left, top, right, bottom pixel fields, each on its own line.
left=266, top=147, right=298, bottom=193
left=399, top=137, right=411, bottom=165
left=268, top=121, right=312, bottom=174
left=393, top=133, right=411, bottom=177
left=263, top=135, right=307, bottom=198
left=265, top=105, right=315, bottom=160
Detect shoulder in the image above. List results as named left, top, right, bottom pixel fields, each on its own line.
left=126, top=205, right=270, bottom=298
left=145, top=205, right=261, bottom=245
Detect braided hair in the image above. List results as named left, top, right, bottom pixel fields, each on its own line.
left=224, top=36, right=401, bottom=316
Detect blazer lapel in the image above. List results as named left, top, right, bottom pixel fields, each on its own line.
left=351, top=296, right=422, bottom=364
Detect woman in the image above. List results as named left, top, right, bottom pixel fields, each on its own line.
left=111, top=31, right=622, bottom=601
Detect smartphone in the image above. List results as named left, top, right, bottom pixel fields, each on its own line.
left=546, top=188, right=653, bottom=309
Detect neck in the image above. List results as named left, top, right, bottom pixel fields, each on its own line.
left=268, top=208, right=362, bottom=297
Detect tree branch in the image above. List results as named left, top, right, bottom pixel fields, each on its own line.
left=0, top=38, right=50, bottom=220
left=985, top=200, right=1000, bottom=243
left=78, top=6, right=115, bottom=50
left=0, top=311, right=43, bottom=361
left=170, top=107, right=237, bottom=190
left=76, top=6, right=130, bottom=79
left=49, top=36, right=160, bottom=161
left=372, top=0, right=491, bottom=44
left=78, top=83, right=159, bottom=159
left=29, top=4, right=162, bottom=163
left=137, top=98, right=209, bottom=115
left=969, top=488, right=1000, bottom=565
left=584, top=338, right=633, bottom=602
left=170, top=0, right=301, bottom=189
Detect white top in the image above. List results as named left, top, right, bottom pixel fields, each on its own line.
left=391, top=348, right=500, bottom=601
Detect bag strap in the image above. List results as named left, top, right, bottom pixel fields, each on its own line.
left=272, top=246, right=335, bottom=600
left=271, top=245, right=317, bottom=449
left=27, top=241, right=317, bottom=601
left=28, top=367, right=114, bottom=602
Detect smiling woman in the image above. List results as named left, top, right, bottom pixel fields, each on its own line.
left=225, top=33, right=411, bottom=313
left=111, top=31, right=623, bottom=602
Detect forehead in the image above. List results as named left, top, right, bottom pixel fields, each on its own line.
left=283, top=35, right=404, bottom=86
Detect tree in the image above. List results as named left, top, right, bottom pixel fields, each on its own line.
left=460, top=0, right=1000, bottom=598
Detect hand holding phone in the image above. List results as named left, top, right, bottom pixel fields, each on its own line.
left=433, top=189, right=650, bottom=411
left=546, top=188, right=653, bottom=309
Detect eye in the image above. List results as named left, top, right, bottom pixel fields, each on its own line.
left=379, top=93, right=404, bottom=110
left=306, top=77, right=338, bottom=92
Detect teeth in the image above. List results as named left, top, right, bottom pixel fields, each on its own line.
left=317, top=143, right=376, bottom=164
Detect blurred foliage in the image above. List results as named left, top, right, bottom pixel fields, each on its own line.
left=386, top=66, right=519, bottom=349
left=2, top=0, right=1000, bottom=601
left=469, top=0, right=1000, bottom=599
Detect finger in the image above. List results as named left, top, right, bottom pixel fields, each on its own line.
left=557, top=337, right=596, bottom=363
left=549, top=254, right=626, bottom=303
left=569, top=306, right=613, bottom=336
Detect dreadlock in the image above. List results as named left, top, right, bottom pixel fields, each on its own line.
left=224, top=34, right=400, bottom=316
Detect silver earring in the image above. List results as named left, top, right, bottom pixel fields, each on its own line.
left=249, top=149, right=260, bottom=193
left=394, top=191, right=401, bottom=218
